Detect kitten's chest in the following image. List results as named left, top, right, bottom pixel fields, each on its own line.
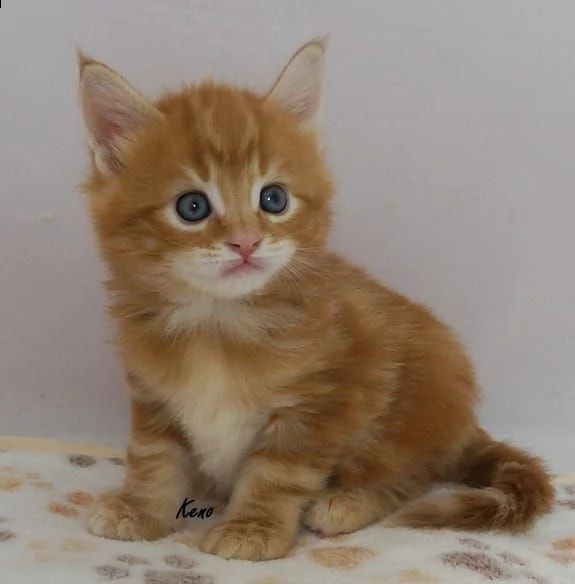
left=167, top=349, right=267, bottom=494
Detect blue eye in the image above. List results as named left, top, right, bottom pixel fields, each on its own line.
left=260, top=184, right=288, bottom=215
left=175, top=191, right=211, bottom=223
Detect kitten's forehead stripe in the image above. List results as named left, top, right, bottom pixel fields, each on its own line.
left=187, top=86, right=260, bottom=169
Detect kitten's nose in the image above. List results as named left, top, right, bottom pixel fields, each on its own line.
left=225, top=233, right=262, bottom=259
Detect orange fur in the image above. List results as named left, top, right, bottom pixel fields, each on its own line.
left=78, top=40, right=554, bottom=561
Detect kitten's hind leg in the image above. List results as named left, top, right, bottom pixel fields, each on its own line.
left=303, top=478, right=428, bottom=537
left=303, top=487, right=385, bottom=536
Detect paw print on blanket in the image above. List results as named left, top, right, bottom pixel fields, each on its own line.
left=68, top=453, right=98, bottom=468
left=546, top=537, right=575, bottom=566
left=95, top=564, right=130, bottom=580
left=546, top=482, right=575, bottom=566
left=116, top=554, right=151, bottom=566
left=0, top=462, right=53, bottom=491
left=368, top=568, right=442, bottom=583
left=0, top=522, right=16, bottom=543
left=252, top=577, right=288, bottom=584
left=0, top=465, right=24, bottom=492
left=144, top=569, right=214, bottom=583
left=107, top=457, right=125, bottom=466
left=308, top=545, right=376, bottom=570
left=46, top=455, right=97, bottom=519
left=443, top=551, right=513, bottom=580
left=0, top=486, right=20, bottom=545
left=93, top=553, right=213, bottom=583
left=67, top=452, right=126, bottom=469
left=442, top=535, right=552, bottom=583
left=558, top=484, right=575, bottom=510
left=47, top=489, right=96, bottom=520
left=44, top=452, right=120, bottom=522
left=25, top=536, right=99, bottom=563
left=0, top=476, right=23, bottom=492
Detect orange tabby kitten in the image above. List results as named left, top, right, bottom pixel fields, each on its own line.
left=78, top=39, right=554, bottom=561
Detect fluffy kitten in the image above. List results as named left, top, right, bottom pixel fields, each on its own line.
left=78, top=39, right=554, bottom=561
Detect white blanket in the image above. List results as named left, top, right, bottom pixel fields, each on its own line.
left=0, top=447, right=574, bottom=583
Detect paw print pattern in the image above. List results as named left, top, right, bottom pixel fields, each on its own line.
left=0, top=509, right=17, bottom=545
left=144, top=570, right=214, bottom=584
left=546, top=538, right=575, bottom=567
left=0, top=476, right=23, bottom=492
left=557, top=483, right=575, bottom=509
left=443, top=531, right=566, bottom=582
left=308, top=546, right=376, bottom=570
left=65, top=491, right=95, bottom=507
left=68, top=454, right=97, bottom=468
left=163, top=555, right=197, bottom=569
left=94, top=552, right=209, bottom=583
left=116, top=554, right=150, bottom=566
left=31, top=480, right=54, bottom=491
left=497, top=551, right=526, bottom=567
left=0, top=530, right=16, bottom=542
left=442, top=551, right=512, bottom=580
left=396, top=568, right=441, bottom=583
left=0, top=465, right=53, bottom=491
left=523, top=574, right=552, bottom=584
left=24, top=536, right=98, bottom=564
left=48, top=489, right=97, bottom=520
left=94, top=564, right=130, bottom=580
left=48, top=502, right=79, bottom=519
left=107, top=457, right=125, bottom=466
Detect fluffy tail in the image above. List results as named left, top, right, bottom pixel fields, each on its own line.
left=387, top=431, right=555, bottom=533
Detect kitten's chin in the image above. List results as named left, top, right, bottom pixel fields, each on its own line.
left=169, top=248, right=295, bottom=299
left=187, top=267, right=277, bottom=299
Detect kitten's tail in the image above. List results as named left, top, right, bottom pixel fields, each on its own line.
left=387, top=430, right=555, bottom=533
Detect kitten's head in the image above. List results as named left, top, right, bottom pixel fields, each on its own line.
left=79, top=40, right=333, bottom=301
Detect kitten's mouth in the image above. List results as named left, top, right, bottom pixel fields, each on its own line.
left=221, top=258, right=264, bottom=277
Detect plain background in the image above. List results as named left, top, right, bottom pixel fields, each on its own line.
left=0, top=1, right=573, bottom=472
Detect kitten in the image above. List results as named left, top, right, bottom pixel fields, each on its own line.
left=78, top=39, right=554, bottom=561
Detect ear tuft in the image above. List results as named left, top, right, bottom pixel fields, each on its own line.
left=266, top=37, right=327, bottom=125
left=78, top=55, right=162, bottom=174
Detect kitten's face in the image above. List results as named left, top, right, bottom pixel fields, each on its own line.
left=80, top=41, right=332, bottom=300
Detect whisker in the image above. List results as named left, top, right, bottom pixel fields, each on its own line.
left=287, top=207, right=330, bottom=238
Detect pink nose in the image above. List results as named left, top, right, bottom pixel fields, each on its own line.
left=225, top=234, right=262, bottom=259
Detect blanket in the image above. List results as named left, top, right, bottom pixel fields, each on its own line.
left=0, top=440, right=574, bottom=583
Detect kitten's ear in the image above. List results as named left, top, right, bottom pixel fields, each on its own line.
left=78, top=53, right=163, bottom=174
left=265, top=38, right=327, bottom=125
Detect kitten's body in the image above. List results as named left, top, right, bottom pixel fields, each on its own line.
left=79, top=41, right=554, bottom=561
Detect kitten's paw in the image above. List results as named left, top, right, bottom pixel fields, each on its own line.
left=200, top=519, right=292, bottom=561
left=87, top=490, right=172, bottom=541
left=304, top=489, right=377, bottom=537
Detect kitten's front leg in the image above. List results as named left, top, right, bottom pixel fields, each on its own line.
left=87, top=399, right=189, bottom=541
left=200, top=414, right=336, bottom=561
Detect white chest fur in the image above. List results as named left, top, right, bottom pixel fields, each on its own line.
left=167, top=351, right=268, bottom=496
